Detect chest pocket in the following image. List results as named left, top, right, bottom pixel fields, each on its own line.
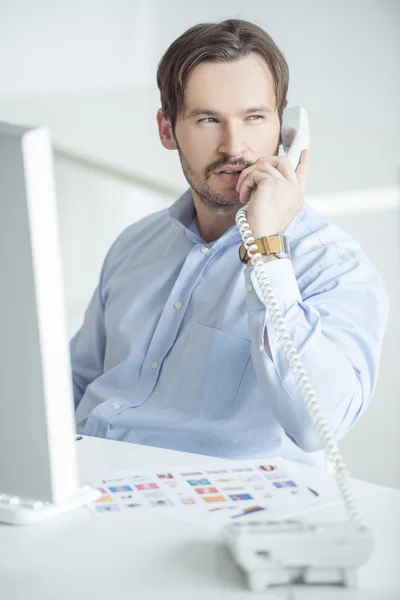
left=167, top=323, right=251, bottom=420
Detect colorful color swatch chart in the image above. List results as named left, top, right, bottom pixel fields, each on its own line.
left=87, top=457, right=343, bottom=527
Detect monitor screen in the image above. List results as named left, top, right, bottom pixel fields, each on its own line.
left=0, top=121, right=79, bottom=504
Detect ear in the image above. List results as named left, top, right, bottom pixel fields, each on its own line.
left=156, top=109, right=178, bottom=150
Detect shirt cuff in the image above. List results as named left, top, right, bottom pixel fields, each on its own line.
left=244, top=259, right=302, bottom=311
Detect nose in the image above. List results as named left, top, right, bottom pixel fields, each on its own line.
left=217, top=122, right=247, bottom=157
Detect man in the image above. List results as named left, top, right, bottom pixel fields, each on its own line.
left=71, top=19, right=389, bottom=469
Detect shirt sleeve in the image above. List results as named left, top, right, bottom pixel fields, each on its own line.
left=69, top=285, right=106, bottom=411
left=69, top=225, right=134, bottom=411
left=244, top=257, right=390, bottom=453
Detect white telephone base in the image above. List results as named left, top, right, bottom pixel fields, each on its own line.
left=223, top=518, right=374, bottom=592
left=0, top=484, right=101, bottom=525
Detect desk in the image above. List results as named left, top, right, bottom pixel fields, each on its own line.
left=0, top=436, right=399, bottom=600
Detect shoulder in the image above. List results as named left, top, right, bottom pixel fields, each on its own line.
left=99, top=206, right=171, bottom=281
left=291, top=203, right=369, bottom=279
left=291, top=203, right=364, bottom=261
left=290, top=203, right=388, bottom=305
left=111, top=206, right=171, bottom=254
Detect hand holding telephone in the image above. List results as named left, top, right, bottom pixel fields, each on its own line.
left=228, top=106, right=374, bottom=591
left=235, top=107, right=310, bottom=242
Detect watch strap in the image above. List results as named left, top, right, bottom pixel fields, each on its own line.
left=239, top=234, right=290, bottom=263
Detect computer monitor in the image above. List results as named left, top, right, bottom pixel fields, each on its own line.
left=0, top=121, right=99, bottom=524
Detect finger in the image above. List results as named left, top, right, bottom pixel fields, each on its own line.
left=295, top=149, right=311, bottom=196
left=274, top=155, right=298, bottom=185
left=237, top=164, right=282, bottom=202
left=236, top=165, right=258, bottom=193
left=236, top=162, right=285, bottom=194
left=237, top=156, right=296, bottom=192
left=239, top=170, right=272, bottom=205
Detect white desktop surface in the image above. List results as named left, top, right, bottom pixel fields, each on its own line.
left=0, top=435, right=399, bottom=600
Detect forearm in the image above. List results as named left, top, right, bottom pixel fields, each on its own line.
left=246, top=254, right=279, bottom=266
left=244, top=258, right=388, bottom=453
left=245, top=254, right=279, bottom=358
left=248, top=304, right=362, bottom=452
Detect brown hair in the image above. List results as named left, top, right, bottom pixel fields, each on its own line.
left=156, top=19, right=289, bottom=131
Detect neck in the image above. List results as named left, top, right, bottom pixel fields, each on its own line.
left=192, top=190, right=238, bottom=243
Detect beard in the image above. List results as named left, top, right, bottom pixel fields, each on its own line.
left=175, top=138, right=280, bottom=212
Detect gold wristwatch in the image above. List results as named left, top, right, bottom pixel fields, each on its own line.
left=239, top=234, right=290, bottom=264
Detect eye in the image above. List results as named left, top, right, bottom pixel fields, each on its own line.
left=198, top=117, right=218, bottom=124
left=247, top=115, right=264, bottom=121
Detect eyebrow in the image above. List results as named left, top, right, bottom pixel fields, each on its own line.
left=185, top=106, right=273, bottom=119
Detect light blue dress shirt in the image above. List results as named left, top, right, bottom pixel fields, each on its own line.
left=71, top=189, right=389, bottom=469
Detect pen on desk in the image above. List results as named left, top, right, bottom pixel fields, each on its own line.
left=75, top=435, right=82, bottom=441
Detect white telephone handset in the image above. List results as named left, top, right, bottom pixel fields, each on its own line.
left=229, top=107, right=374, bottom=592
left=280, top=105, right=310, bottom=170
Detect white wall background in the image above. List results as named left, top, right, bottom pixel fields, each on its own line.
left=0, top=0, right=157, bottom=93
left=0, top=0, right=399, bottom=487
left=0, top=0, right=399, bottom=195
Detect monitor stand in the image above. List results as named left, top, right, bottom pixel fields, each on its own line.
left=0, top=484, right=100, bottom=525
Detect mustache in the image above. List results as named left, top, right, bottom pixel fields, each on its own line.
left=204, top=158, right=253, bottom=179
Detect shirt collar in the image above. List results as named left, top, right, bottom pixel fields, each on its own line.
left=168, top=187, right=299, bottom=246
left=169, top=188, right=241, bottom=247
left=169, top=188, right=196, bottom=229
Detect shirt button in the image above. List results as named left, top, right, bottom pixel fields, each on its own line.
left=246, top=283, right=253, bottom=292
left=152, top=361, right=159, bottom=369
left=174, top=301, right=183, bottom=309
left=112, top=401, right=121, bottom=409
left=201, top=246, right=209, bottom=253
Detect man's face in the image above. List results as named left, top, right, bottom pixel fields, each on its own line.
left=173, top=53, right=281, bottom=211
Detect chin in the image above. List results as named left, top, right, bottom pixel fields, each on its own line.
left=212, top=184, right=239, bottom=198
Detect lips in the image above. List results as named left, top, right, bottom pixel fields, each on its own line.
left=214, top=170, right=243, bottom=184
left=215, top=167, right=244, bottom=174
